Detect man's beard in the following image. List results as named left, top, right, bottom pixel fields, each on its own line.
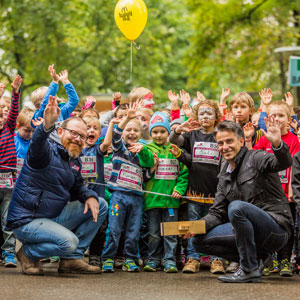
left=61, top=139, right=82, bottom=158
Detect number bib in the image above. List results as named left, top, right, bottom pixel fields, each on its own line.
left=155, top=159, right=179, bottom=180
left=193, top=142, right=220, bottom=165
left=16, top=158, right=24, bottom=179
left=278, top=169, right=288, bottom=184
left=116, top=164, right=142, bottom=191
left=104, top=163, right=113, bottom=183
left=0, top=172, right=13, bottom=189
left=80, top=156, right=97, bottom=178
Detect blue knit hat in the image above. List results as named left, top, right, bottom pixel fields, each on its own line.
left=149, top=112, right=170, bottom=134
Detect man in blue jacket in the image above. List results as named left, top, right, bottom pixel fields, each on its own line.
left=6, top=96, right=108, bottom=275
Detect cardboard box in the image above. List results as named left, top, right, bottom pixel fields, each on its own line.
left=160, top=220, right=206, bottom=236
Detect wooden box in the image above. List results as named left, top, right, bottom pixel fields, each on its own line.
left=160, top=220, right=206, bottom=236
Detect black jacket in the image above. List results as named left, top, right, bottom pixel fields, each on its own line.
left=291, top=151, right=300, bottom=214
left=202, top=143, right=294, bottom=237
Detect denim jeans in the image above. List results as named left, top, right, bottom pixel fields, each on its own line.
left=13, top=198, right=108, bottom=261
left=0, top=188, right=16, bottom=254
left=187, top=202, right=210, bottom=260
left=102, top=191, right=143, bottom=260
left=193, top=201, right=289, bottom=272
left=147, top=208, right=178, bottom=265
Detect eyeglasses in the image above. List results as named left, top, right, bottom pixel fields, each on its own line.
left=62, top=127, right=87, bottom=141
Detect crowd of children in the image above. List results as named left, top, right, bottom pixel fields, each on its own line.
left=0, top=64, right=300, bottom=277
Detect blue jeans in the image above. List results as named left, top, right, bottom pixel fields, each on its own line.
left=187, top=202, right=210, bottom=260
left=13, top=198, right=108, bottom=261
left=193, top=201, right=289, bottom=272
left=102, top=191, right=143, bottom=260
left=147, top=208, right=178, bottom=265
left=0, top=188, right=16, bottom=254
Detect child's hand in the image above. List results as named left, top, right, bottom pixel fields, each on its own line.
left=261, top=116, right=281, bottom=148
left=44, top=95, right=60, bottom=130
left=127, top=143, right=144, bottom=153
left=179, top=90, right=191, bottom=106
left=283, top=92, right=294, bottom=108
left=175, top=118, right=199, bottom=134
left=111, top=117, right=121, bottom=125
left=243, top=122, right=255, bottom=139
left=58, top=70, right=70, bottom=85
left=220, top=88, right=231, bottom=105
left=171, top=191, right=181, bottom=199
left=259, top=88, right=273, bottom=106
left=0, top=83, right=6, bottom=98
left=169, top=144, right=181, bottom=157
left=150, top=152, right=159, bottom=174
left=225, top=111, right=235, bottom=122
left=168, top=90, right=180, bottom=109
left=289, top=119, right=298, bottom=132
left=11, top=74, right=22, bottom=92
left=196, top=91, right=206, bottom=102
left=182, top=103, right=193, bottom=118
left=113, top=92, right=122, bottom=102
left=126, top=101, right=140, bottom=120
left=32, top=117, right=44, bottom=127
left=48, top=64, right=59, bottom=83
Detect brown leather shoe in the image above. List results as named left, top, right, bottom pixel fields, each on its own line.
left=58, top=258, right=101, bottom=274
left=182, top=258, right=200, bottom=273
left=16, top=247, right=44, bottom=276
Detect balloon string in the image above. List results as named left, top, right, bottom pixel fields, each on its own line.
left=133, top=41, right=141, bottom=50
left=130, top=41, right=133, bottom=83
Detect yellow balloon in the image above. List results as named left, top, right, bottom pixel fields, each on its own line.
left=114, top=0, right=148, bottom=41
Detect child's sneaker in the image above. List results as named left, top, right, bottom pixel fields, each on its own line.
left=2, top=252, right=17, bottom=268
left=89, top=255, right=101, bottom=267
left=122, top=259, right=139, bottom=272
left=210, top=258, right=225, bottom=274
left=50, top=256, right=59, bottom=263
left=102, top=259, right=114, bottom=273
left=164, top=262, right=178, bottom=273
left=144, top=261, right=160, bottom=272
left=279, top=259, right=293, bottom=277
left=263, top=258, right=279, bottom=276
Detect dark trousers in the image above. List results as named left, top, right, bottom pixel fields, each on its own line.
left=193, top=201, right=289, bottom=272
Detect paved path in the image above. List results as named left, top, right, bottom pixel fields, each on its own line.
left=1, top=262, right=300, bottom=300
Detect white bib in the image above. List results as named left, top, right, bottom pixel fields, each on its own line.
left=0, top=172, right=13, bottom=189
left=116, top=164, right=142, bottom=191
left=155, top=158, right=179, bottom=180
left=80, top=156, right=97, bottom=178
left=104, top=163, right=113, bottom=183
left=278, top=169, right=288, bottom=184
left=193, top=141, right=220, bottom=165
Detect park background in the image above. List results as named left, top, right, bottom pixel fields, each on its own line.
left=0, top=0, right=299, bottom=108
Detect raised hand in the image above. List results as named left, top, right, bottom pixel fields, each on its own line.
left=182, top=103, right=193, bottom=118
left=11, top=75, right=23, bottom=92
left=196, top=91, right=206, bottom=102
left=169, top=144, right=181, bottom=157
left=168, top=90, right=180, bottom=109
left=261, top=116, right=281, bottom=148
left=44, top=95, right=60, bottom=130
left=220, top=88, right=231, bottom=105
left=175, top=118, right=199, bottom=134
left=179, top=90, right=191, bottom=106
left=113, top=92, right=122, bottom=104
left=32, top=117, right=44, bottom=127
left=48, top=64, right=59, bottom=83
left=126, top=101, right=140, bottom=120
left=111, top=117, right=121, bottom=125
left=259, top=88, right=273, bottom=106
left=127, top=143, right=144, bottom=153
left=283, top=92, right=294, bottom=108
left=243, top=122, right=255, bottom=139
left=289, top=119, right=298, bottom=132
left=0, top=83, right=6, bottom=98
left=58, top=70, right=70, bottom=85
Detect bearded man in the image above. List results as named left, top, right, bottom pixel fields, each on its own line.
left=6, top=96, right=108, bottom=275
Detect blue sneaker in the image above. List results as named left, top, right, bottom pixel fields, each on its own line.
left=102, top=259, right=114, bottom=273
left=144, top=261, right=160, bottom=272
left=2, top=252, right=17, bottom=268
left=164, top=262, right=178, bottom=273
left=122, top=259, right=139, bottom=272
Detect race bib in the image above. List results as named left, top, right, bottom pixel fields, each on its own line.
left=16, top=158, right=24, bottom=179
left=155, top=159, right=179, bottom=180
left=104, top=163, right=113, bottom=183
left=0, top=172, right=13, bottom=189
left=278, top=169, right=288, bottom=184
left=116, top=164, right=142, bottom=191
left=80, top=156, right=97, bottom=178
left=193, top=142, right=220, bottom=165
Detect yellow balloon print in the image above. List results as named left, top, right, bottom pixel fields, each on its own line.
left=114, top=0, right=148, bottom=41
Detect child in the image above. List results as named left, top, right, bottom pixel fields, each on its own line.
left=141, top=112, right=189, bottom=273
left=128, top=87, right=155, bottom=109
left=80, top=116, right=115, bottom=267
left=229, top=92, right=262, bottom=145
left=31, top=65, right=79, bottom=127
left=14, top=107, right=34, bottom=160
left=248, top=100, right=300, bottom=276
left=0, top=75, right=22, bottom=267
left=101, top=102, right=154, bottom=273
left=169, top=99, right=225, bottom=274
left=138, top=107, right=153, bottom=145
